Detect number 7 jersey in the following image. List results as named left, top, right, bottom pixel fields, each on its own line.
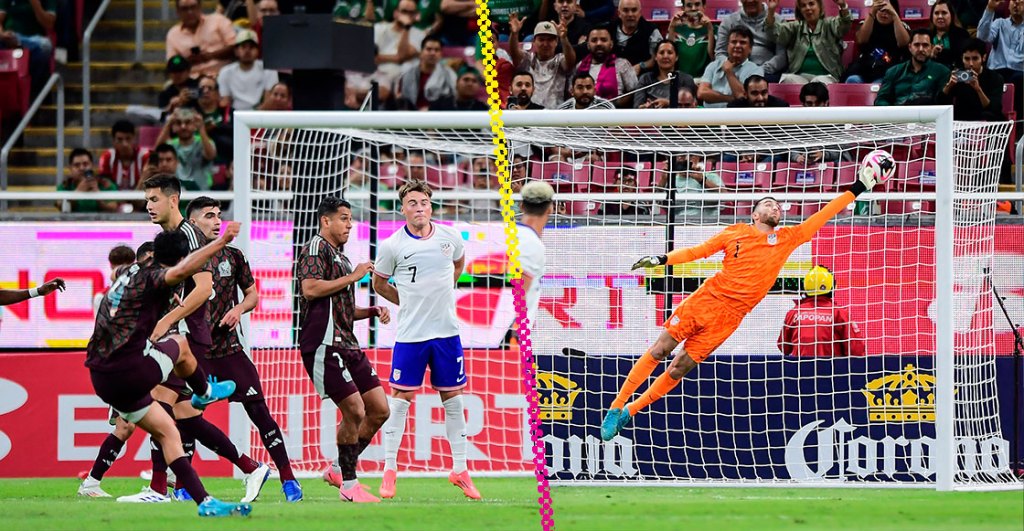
left=374, top=224, right=465, bottom=343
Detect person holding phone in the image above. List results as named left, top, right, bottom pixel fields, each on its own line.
left=56, top=148, right=120, bottom=213
left=668, top=0, right=715, bottom=78
left=166, top=0, right=237, bottom=76
left=843, top=0, right=910, bottom=83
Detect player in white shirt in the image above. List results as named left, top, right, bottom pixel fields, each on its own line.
left=371, top=180, right=481, bottom=500
left=516, top=182, right=554, bottom=329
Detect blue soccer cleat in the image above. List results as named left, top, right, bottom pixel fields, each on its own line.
left=198, top=497, right=252, bottom=517
left=190, top=377, right=236, bottom=410
left=282, top=479, right=303, bottom=502
left=172, top=487, right=193, bottom=502
left=600, top=407, right=631, bottom=441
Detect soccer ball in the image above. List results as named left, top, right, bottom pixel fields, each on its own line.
left=861, top=149, right=896, bottom=185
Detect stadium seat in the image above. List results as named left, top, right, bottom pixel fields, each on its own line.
left=379, top=162, right=407, bottom=189
left=136, top=125, right=162, bottom=149
left=841, top=40, right=857, bottom=70
left=567, top=200, right=600, bottom=215
left=531, top=160, right=583, bottom=192
left=0, top=49, right=31, bottom=117
left=717, top=161, right=772, bottom=216
left=827, top=83, right=877, bottom=106
left=644, top=0, right=677, bottom=22
left=424, top=164, right=465, bottom=189
left=774, top=162, right=836, bottom=191
left=899, top=0, right=931, bottom=22
left=704, top=0, right=740, bottom=20
left=768, top=83, right=803, bottom=106
left=776, top=0, right=799, bottom=21
left=880, top=159, right=936, bottom=214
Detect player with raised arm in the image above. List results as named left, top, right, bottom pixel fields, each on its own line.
left=517, top=182, right=555, bottom=329
left=86, top=224, right=250, bottom=517
left=120, top=175, right=267, bottom=504
left=297, top=197, right=391, bottom=503
left=78, top=243, right=156, bottom=498
left=371, top=180, right=480, bottom=500
left=601, top=157, right=888, bottom=441
left=185, top=196, right=303, bottom=502
left=0, top=278, right=65, bottom=306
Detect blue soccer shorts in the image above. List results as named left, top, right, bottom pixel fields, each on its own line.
left=390, top=335, right=467, bottom=391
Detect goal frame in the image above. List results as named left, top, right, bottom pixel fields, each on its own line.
left=232, top=107, right=968, bottom=488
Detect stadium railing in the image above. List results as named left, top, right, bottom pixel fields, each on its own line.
left=0, top=73, right=64, bottom=207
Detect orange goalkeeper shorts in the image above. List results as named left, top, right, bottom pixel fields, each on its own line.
left=662, top=291, right=746, bottom=364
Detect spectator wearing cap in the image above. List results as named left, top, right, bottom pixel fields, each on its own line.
left=0, top=0, right=55, bottom=95
left=430, top=66, right=488, bottom=110
left=216, top=29, right=278, bottom=111
left=394, top=34, right=456, bottom=110
left=159, top=55, right=200, bottom=119
left=510, top=17, right=576, bottom=109
left=166, top=0, right=236, bottom=77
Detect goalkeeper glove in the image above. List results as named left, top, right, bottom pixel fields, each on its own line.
left=857, top=166, right=879, bottom=191
left=631, top=255, right=668, bottom=270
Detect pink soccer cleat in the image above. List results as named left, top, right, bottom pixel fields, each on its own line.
left=339, top=483, right=380, bottom=503
left=448, top=470, right=481, bottom=500
left=379, top=469, right=397, bottom=499
left=322, top=465, right=342, bottom=488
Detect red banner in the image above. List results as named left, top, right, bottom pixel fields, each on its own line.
left=0, top=349, right=530, bottom=478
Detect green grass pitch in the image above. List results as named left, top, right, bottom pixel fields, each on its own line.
left=551, top=485, right=1024, bottom=530
left=0, top=477, right=540, bottom=530
left=5, top=478, right=1022, bottom=530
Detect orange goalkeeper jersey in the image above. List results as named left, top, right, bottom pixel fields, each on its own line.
left=665, top=192, right=857, bottom=315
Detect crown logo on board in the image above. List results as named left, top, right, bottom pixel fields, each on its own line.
left=861, top=364, right=937, bottom=423
left=536, top=373, right=582, bottom=421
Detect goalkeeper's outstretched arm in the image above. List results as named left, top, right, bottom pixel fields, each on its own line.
left=795, top=169, right=879, bottom=242
left=631, top=230, right=732, bottom=270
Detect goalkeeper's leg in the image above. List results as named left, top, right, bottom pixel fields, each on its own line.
left=609, top=332, right=679, bottom=410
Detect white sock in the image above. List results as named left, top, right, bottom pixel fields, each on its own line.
left=382, top=397, right=410, bottom=471
left=443, top=395, right=468, bottom=474
left=342, top=479, right=358, bottom=491
left=85, top=475, right=100, bottom=485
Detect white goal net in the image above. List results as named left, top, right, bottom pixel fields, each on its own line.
left=506, top=111, right=1020, bottom=490
left=232, top=117, right=531, bottom=477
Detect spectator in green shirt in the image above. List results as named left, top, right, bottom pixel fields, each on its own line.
left=0, top=0, right=55, bottom=95
left=668, top=0, right=715, bottom=79
left=874, top=28, right=951, bottom=106
left=56, top=148, right=120, bottom=213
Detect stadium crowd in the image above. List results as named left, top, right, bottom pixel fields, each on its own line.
left=26, top=0, right=1019, bottom=214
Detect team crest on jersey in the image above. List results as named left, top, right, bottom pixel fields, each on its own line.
left=767, top=234, right=778, bottom=246
left=440, top=241, right=455, bottom=258
left=218, top=260, right=232, bottom=277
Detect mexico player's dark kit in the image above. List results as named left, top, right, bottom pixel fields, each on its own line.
left=160, top=219, right=216, bottom=398
left=296, top=235, right=380, bottom=403
left=199, top=245, right=264, bottom=402
left=86, top=263, right=183, bottom=421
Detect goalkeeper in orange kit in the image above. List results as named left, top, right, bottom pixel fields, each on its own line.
left=601, top=161, right=888, bottom=441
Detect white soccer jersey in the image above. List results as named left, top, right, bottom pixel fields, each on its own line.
left=375, top=223, right=465, bottom=343
left=516, top=223, right=546, bottom=327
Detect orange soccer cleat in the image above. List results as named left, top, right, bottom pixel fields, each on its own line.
left=448, top=470, right=481, bottom=500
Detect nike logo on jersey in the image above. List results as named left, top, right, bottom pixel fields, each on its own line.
left=403, top=254, right=413, bottom=259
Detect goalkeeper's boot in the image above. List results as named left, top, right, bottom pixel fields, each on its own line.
left=77, top=476, right=111, bottom=498
left=240, top=462, right=271, bottom=503
left=600, top=408, right=632, bottom=441
left=282, top=479, right=303, bottom=502
left=198, top=496, right=252, bottom=517
left=379, top=469, right=397, bottom=499
left=449, top=470, right=481, bottom=500
left=117, top=486, right=170, bottom=503
left=340, top=483, right=380, bottom=503
left=190, top=377, right=236, bottom=410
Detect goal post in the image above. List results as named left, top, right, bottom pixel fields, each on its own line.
left=231, top=108, right=1020, bottom=490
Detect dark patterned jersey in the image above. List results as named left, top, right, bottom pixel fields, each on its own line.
left=296, top=235, right=358, bottom=353
left=86, top=264, right=175, bottom=371
left=207, top=245, right=256, bottom=358
left=170, top=219, right=214, bottom=346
